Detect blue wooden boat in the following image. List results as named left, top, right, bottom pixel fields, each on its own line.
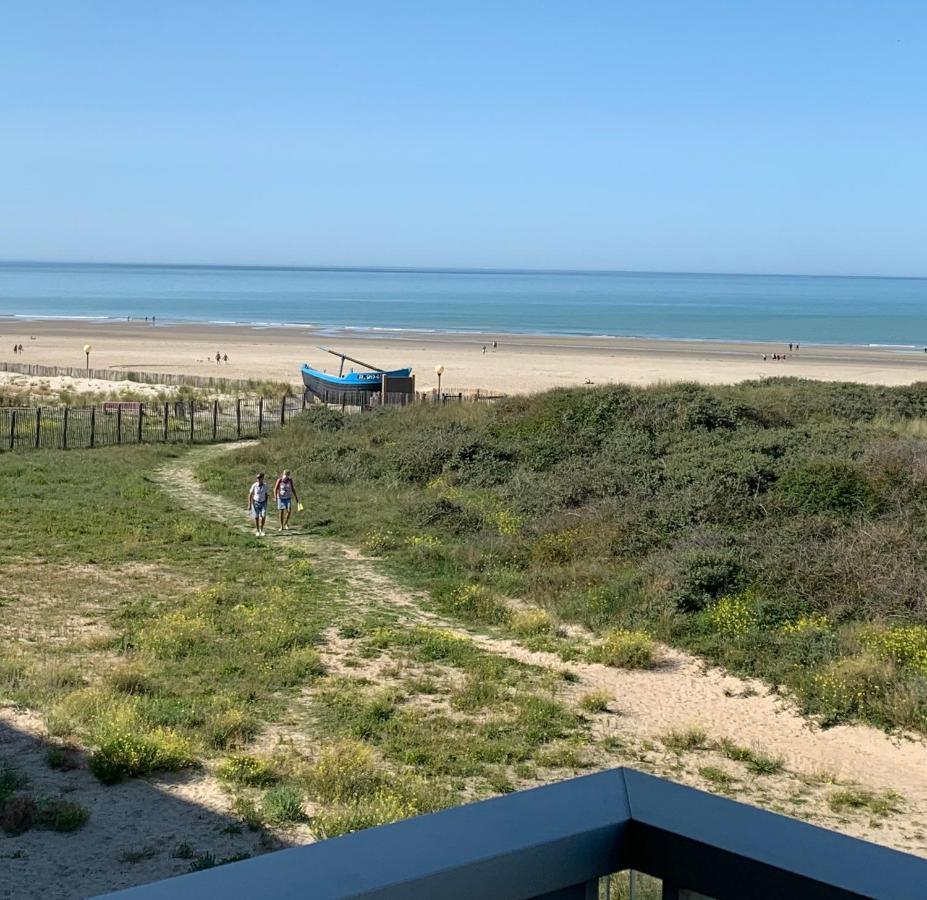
left=301, top=347, right=413, bottom=400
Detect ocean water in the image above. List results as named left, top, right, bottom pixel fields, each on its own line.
left=0, top=261, right=925, bottom=346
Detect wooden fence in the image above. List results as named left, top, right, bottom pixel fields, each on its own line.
left=0, top=396, right=298, bottom=453
left=0, top=360, right=285, bottom=392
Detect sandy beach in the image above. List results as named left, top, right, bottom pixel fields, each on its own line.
left=1, top=319, right=926, bottom=393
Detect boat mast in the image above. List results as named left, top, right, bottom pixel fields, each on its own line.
left=316, top=346, right=387, bottom=375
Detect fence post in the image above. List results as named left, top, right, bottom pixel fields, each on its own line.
left=137, top=404, right=144, bottom=443
left=116, top=405, right=123, bottom=444
left=258, top=397, right=264, bottom=435
left=163, top=402, right=169, bottom=442
left=89, top=406, right=96, bottom=448
left=280, top=394, right=287, bottom=426
left=9, top=409, right=15, bottom=449
left=189, top=401, right=195, bottom=443
left=236, top=399, right=242, bottom=438
left=212, top=399, right=219, bottom=441
left=35, top=407, right=42, bottom=449
left=62, top=406, right=69, bottom=450
left=301, top=390, right=307, bottom=410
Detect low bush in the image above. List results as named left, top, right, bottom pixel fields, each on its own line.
left=579, top=691, right=612, bottom=713
left=777, top=460, right=874, bottom=516
left=510, top=608, right=554, bottom=636
left=90, top=728, right=195, bottom=784
left=445, top=584, right=511, bottom=625
left=589, top=629, right=657, bottom=669
left=261, top=783, right=307, bottom=824
left=216, top=754, right=278, bottom=787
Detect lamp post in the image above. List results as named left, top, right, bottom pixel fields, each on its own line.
left=84, top=344, right=92, bottom=370
left=434, top=364, right=444, bottom=402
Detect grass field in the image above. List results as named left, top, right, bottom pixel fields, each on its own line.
left=4, top=379, right=927, bottom=892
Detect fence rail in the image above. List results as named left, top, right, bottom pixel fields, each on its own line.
left=0, top=385, right=510, bottom=454
left=0, top=360, right=285, bottom=391
left=0, top=396, right=297, bottom=452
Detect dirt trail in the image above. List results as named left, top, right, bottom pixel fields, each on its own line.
left=158, top=444, right=927, bottom=842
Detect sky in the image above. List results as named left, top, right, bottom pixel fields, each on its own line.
left=1, top=2, right=925, bottom=276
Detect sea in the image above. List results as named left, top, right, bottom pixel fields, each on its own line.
left=1, top=261, right=925, bottom=347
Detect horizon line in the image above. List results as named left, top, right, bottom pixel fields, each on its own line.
left=1, top=258, right=926, bottom=282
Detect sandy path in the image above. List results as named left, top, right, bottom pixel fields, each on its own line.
left=158, top=445, right=927, bottom=821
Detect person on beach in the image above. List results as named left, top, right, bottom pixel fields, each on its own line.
left=248, top=472, right=268, bottom=536
left=223, top=353, right=228, bottom=363
left=273, top=469, right=299, bottom=531
left=216, top=351, right=222, bottom=364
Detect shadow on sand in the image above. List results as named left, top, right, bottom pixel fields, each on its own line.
left=0, top=711, right=293, bottom=900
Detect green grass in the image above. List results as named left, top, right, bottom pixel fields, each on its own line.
left=698, top=765, right=738, bottom=794
left=0, top=445, right=341, bottom=785
left=828, top=788, right=902, bottom=817
left=0, top=441, right=603, bottom=846
left=661, top=727, right=710, bottom=753
left=719, top=740, right=785, bottom=776
left=197, top=382, right=927, bottom=734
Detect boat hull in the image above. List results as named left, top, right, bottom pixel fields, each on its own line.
left=301, top=365, right=411, bottom=394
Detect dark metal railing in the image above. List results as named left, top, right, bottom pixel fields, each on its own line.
left=99, top=768, right=926, bottom=900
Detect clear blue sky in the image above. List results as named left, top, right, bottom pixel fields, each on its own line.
left=1, top=2, right=925, bottom=275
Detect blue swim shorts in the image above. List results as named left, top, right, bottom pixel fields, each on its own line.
left=250, top=501, right=267, bottom=518
left=277, top=497, right=291, bottom=510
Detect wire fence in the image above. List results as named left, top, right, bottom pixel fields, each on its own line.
left=0, top=396, right=297, bottom=452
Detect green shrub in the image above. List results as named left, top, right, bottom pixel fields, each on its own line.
left=809, top=655, right=895, bottom=726
left=261, top=783, right=307, bottom=824
left=36, top=798, right=89, bottom=832
left=858, top=625, right=927, bottom=675
left=589, top=629, right=657, bottom=669
left=777, top=460, right=873, bottom=515
left=216, top=754, right=278, bottom=787
left=306, top=739, right=384, bottom=804
left=0, top=764, right=28, bottom=804
left=311, top=788, right=425, bottom=840
left=445, top=584, right=511, bottom=625
left=579, top=691, right=612, bottom=713
left=706, top=591, right=762, bottom=638
left=673, top=551, right=745, bottom=612
left=510, top=608, right=554, bottom=636
left=90, top=729, right=195, bottom=784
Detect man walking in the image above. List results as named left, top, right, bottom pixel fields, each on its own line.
left=248, top=472, right=268, bottom=536
left=274, top=469, right=299, bottom=531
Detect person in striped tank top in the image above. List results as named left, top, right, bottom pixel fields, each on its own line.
left=273, top=469, right=300, bottom=532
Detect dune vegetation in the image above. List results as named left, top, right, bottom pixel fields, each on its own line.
left=203, top=378, right=927, bottom=735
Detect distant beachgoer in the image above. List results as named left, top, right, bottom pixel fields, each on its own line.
left=789, top=343, right=793, bottom=351
left=248, top=472, right=268, bottom=537
left=796, top=343, right=800, bottom=351
left=492, top=340, right=498, bottom=350
left=216, top=352, right=221, bottom=364
left=274, top=469, right=299, bottom=531
left=223, top=353, right=228, bottom=363
left=12, top=344, right=17, bottom=355
left=762, top=354, right=767, bottom=361
left=152, top=316, right=156, bottom=325
left=481, top=345, right=487, bottom=354
left=17, top=344, right=23, bottom=353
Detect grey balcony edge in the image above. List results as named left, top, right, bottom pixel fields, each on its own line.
left=99, top=767, right=926, bottom=900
